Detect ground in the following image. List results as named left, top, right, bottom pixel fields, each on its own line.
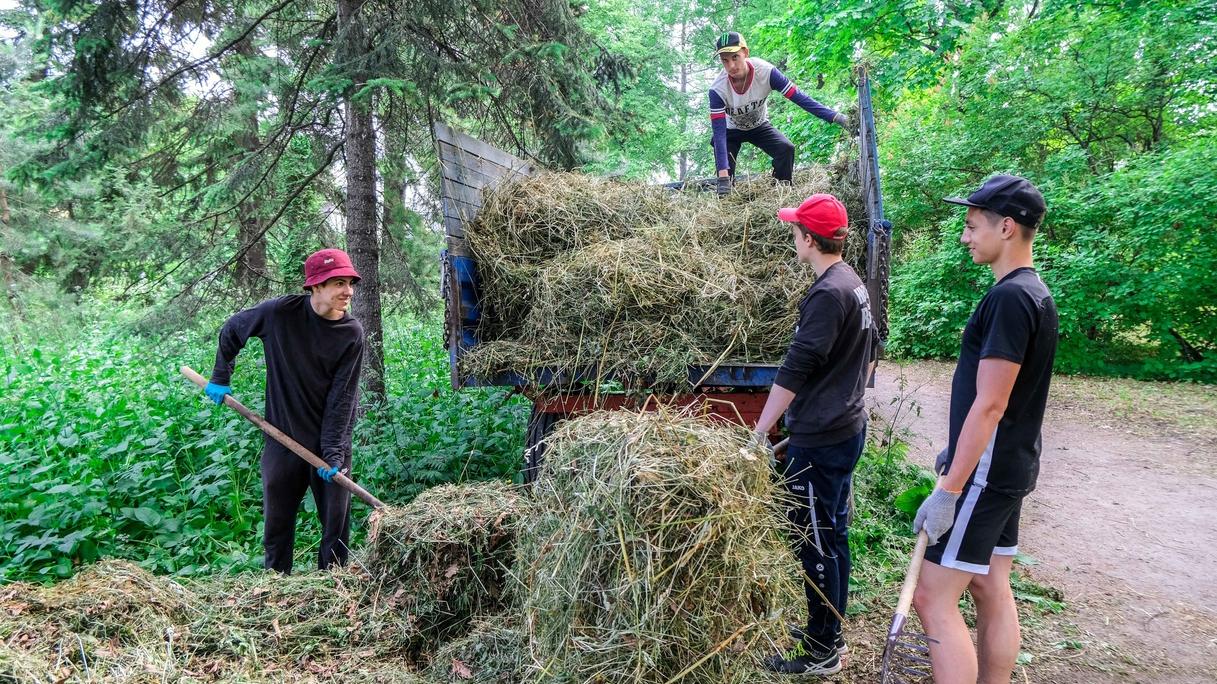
left=867, top=360, right=1217, bottom=683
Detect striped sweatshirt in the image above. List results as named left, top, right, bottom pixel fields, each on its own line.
left=708, top=58, right=839, bottom=172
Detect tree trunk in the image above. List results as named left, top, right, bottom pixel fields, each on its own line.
left=677, top=19, right=689, bottom=181
left=339, top=0, right=385, bottom=403
left=233, top=37, right=268, bottom=295
left=0, top=182, right=10, bottom=226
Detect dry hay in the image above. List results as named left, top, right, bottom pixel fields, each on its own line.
left=0, top=482, right=530, bottom=683
left=364, top=481, right=527, bottom=643
left=426, top=617, right=527, bottom=684
left=462, top=148, right=868, bottom=386
left=0, top=560, right=425, bottom=683
left=516, top=410, right=802, bottom=684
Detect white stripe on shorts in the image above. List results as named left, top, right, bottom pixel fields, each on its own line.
left=940, top=429, right=998, bottom=575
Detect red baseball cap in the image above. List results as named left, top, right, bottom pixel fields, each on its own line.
left=303, top=248, right=361, bottom=289
left=777, top=193, right=849, bottom=238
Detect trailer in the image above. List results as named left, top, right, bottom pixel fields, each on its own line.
left=436, top=67, right=891, bottom=481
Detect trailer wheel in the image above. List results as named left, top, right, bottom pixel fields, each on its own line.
left=523, top=406, right=563, bottom=485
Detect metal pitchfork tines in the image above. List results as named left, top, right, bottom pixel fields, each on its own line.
left=880, top=531, right=937, bottom=684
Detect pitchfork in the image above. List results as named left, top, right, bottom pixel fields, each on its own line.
left=880, top=530, right=936, bottom=683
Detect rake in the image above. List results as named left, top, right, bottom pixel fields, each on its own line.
left=880, top=530, right=936, bottom=684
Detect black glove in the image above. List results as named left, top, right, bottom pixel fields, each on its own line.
left=834, top=112, right=859, bottom=135
left=716, top=175, right=732, bottom=197
left=934, top=448, right=950, bottom=476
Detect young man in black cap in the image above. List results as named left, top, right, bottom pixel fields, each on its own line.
left=753, top=193, right=877, bottom=675
left=708, top=31, right=849, bottom=196
left=205, top=248, right=366, bottom=574
left=911, top=175, right=1058, bottom=684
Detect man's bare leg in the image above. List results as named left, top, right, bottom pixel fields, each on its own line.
left=913, top=559, right=978, bottom=684
left=968, top=553, right=1020, bottom=684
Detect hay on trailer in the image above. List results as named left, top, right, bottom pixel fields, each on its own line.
left=365, top=481, right=527, bottom=641
left=461, top=150, right=869, bottom=386
left=517, top=410, right=801, bottom=684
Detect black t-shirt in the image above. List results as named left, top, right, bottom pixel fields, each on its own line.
left=946, top=267, right=1058, bottom=496
left=209, top=295, right=365, bottom=467
left=775, top=261, right=878, bottom=447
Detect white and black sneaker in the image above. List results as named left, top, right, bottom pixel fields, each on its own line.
left=763, top=639, right=842, bottom=675
left=787, top=624, right=849, bottom=658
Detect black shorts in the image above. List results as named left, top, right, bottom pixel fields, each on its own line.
left=924, top=483, right=1023, bottom=575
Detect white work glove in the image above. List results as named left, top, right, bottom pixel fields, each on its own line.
left=913, top=487, right=961, bottom=546
left=750, top=431, right=776, bottom=468
left=749, top=431, right=770, bottom=451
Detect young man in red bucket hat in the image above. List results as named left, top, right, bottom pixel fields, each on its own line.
left=204, top=248, right=365, bottom=573
left=754, top=194, right=878, bottom=675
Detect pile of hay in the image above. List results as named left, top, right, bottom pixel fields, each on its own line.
left=0, top=413, right=822, bottom=683
left=0, top=483, right=526, bottom=683
left=426, top=618, right=528, bottom=684
left=517, top=410, right=801, bottom=684
left=462, top=154, right=867, bottom=385
left=0, top=560, right=422, bottom=683
left=364, top=481, right=526, bottom=645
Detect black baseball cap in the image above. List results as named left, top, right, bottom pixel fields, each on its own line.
left=715, top=32, right=748, bottom=55
left=943, top=174, right=1046, bottom=229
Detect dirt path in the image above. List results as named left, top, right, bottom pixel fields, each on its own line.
left=869, top=361, right=1217, bottom=683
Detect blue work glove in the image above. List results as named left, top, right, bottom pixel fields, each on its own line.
left=913, top=487, right=961, bottom=546
left=204, top=382, right=232, bottom=405
left=317, top=465, right=340, bottom=482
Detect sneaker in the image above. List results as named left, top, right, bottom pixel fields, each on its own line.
left=763, top=639, right=842, bottom=675
left=787, top=624, right=848, bottom=657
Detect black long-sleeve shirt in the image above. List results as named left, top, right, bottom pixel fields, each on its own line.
left=775, top=262, right=877, bottom=447
left=210, top=295, right=365, bottom=467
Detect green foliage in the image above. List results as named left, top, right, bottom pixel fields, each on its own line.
left=878, top=0, right=1217, bottom=381
left=887, top=136, right=1217, bottom=381
left=0, top=310, right=528, bottom=582
left=847, top=440, right=936, bottom=607
left=357, top=318, right=531, bottom=503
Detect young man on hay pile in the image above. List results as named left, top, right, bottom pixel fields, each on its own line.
left=912, top=175, right=1057, bottom=684
left=204, top=249, right=366, bottom=574
left=709, top=31, right=849, bottom=197
left=752, top=194, right=877, bottom=675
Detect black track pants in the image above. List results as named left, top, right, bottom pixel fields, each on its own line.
left=783, top=428, right=865, bottom=648
left=260, top=446, right=352, bottom=574
left=725, top=122, right=796, bottom=182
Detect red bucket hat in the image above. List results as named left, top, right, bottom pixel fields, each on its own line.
left=303, top=248, right=361, bottom=289
left=777, top=194, right=849, bottom=238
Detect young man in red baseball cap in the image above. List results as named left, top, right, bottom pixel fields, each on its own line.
left=912, top=175, right=1057, bottom=684
left=204, top=248, right=366, bottom=573
left=754, top=194, right=878, bottom=674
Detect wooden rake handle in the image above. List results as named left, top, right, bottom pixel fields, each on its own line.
left=180, top=366, right=385, bottom=510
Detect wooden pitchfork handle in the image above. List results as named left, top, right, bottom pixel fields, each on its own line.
left=895, top=530, right=931, bottom=617
left=180, top=366, right=386, bottom=510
